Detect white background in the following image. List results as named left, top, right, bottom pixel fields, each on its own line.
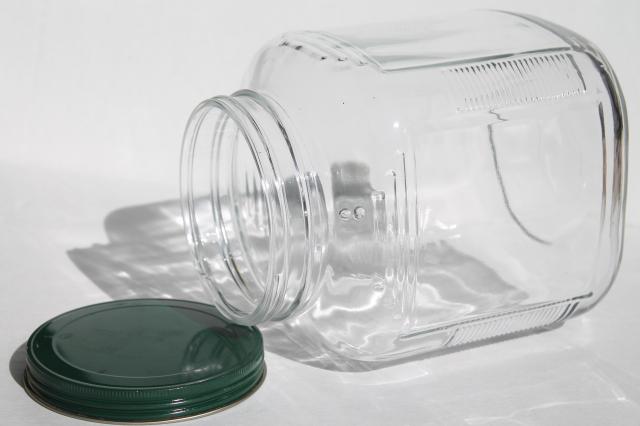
left=1, top=1, right=639, bottom=425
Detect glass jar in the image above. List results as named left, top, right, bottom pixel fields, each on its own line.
left=180, top=10, right=627, bottom=361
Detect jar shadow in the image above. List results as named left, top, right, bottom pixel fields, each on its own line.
left=63, top=198, right=579, bottom=372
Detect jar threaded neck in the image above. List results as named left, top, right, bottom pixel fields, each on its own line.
left=180, top=90, right=326, bottom=325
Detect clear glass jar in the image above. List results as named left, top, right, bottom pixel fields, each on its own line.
left=180, top=10, right=627, bottom=361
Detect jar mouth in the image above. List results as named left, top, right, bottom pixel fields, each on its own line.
left=181, top=96, right=279, bottom=324
left=180, top=92, right=328, bottom=325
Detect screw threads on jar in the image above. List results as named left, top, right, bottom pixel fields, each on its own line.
left=180, top=90, right=327, bottom=325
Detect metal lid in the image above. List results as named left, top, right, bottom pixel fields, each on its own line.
left=25, top=299, right=265, bottom=423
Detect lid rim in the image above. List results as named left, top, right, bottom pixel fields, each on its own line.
left=25, top=356, right=265, bottom=397
left=25, top=365, right=266, bottom=423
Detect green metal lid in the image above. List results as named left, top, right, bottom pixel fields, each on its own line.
left=25, top=299, right=265, bottom=423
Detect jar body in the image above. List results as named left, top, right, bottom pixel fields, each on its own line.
left=182, top=11, right=627, bottom=361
